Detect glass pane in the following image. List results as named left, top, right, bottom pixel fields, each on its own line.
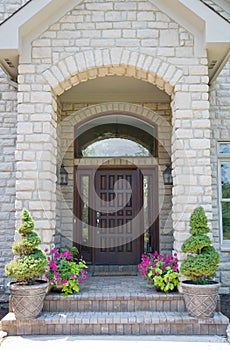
left=221, top=162, right=230, bottom=198
left=222, top=202, right=230, bottom=240
left=82, top=138, right=151, bottom=157
left=220, top=143, right=230, bottom=154
left=81, top=176, right=89, bottom=247
left=143, top=175, right=152, bottom=252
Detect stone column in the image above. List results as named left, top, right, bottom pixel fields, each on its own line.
left=15, top=66, right=57, bottom=250
left=172, top=69, right=212, bottom=261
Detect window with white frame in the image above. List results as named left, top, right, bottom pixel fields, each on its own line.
left=219, top=143, right=230, bottom=242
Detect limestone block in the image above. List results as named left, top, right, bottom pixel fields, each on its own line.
left=32, top=48, right=51, bottom=59
left=190, top=139, right=210, bottom=149
left=160, top=30, right=179, bottom=46
left=31, top=92, right=51, bottom=103
left=174, top=92, right=191, bottom=109
left=221, top=271, right=230, bottom=286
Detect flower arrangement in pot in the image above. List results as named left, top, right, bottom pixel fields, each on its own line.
left=5, top=208, right=49, bottom=319
left=180, top=206, right=220, bottom=318
left=138, top=251, right=179, bottom=293
left=45, top=246, right=87, bottom=296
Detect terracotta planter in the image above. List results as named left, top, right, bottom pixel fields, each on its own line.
left=9, top=280, right=49, bottom=319
left=181, top=280, right=220, bottom=318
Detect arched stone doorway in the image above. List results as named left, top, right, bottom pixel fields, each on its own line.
left=57, top=101, right=173, bottom=264
left=74, top=113, right=158, bottom=264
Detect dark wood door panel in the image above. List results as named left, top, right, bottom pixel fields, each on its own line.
left=94, top=169, right=141, bottom=264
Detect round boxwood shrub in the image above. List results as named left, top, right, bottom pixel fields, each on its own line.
left=5, top=208, right=48, bottom=284
left=180, top=206, right=220, bottom=284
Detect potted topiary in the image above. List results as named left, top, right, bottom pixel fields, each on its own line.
left=5, top=208, right=49, bottom=319
left=180, top=206, right=220, bottom=318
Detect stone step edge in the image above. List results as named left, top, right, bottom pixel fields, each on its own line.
left=1, top=311, right=228, bottom=325
left=45, top=292, right=183, bottom=301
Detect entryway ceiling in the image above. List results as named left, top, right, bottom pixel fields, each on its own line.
left=59, top=76, right=171, bottom=103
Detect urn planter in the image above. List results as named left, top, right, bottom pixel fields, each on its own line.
left=181, top=280, right=220, bottom=318
left=9, top=280, right=49, bottom=319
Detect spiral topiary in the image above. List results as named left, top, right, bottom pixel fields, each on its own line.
left=180, top=206, right=220, bottom=284
left=5, top=208, right=48, bottom=284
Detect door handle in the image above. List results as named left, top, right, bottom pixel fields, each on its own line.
left=96, top=212, right=100, bottom=225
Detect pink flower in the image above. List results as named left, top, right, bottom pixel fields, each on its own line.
left=80, top=269, right=85, bottom=274
left=50, top=279, right=54, bottom=284
left=78, top=278, right=82, bottom=283
left=57, top=279, right=61, bottom=285
left=51, top=247, right=58, bottom=254
left=71, top=273, right=75, bottom=278
left=62, top=251, right=71, bottom=260
left=45, top=273, right=49, bottom=278
left=48, top=257, right=51, bottom=261
left=44, top=248, right=49, bottom=253
left=62, top=279, right=68, bottom=284
left=54, top=272, right=60, bottom=278
left=82, top=275, right=86, bottom=280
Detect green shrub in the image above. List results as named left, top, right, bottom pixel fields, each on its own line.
left=5, top=208, right=48, bottom=284
left=180, top=206, right=220, bottom=284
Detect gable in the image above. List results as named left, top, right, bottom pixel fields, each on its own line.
left=0, top=0, right=229, bottom=81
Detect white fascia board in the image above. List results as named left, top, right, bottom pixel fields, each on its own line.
left=0, top=0, right=52, bottom=50
left=179, top=0, right=230, bottom=42
left=149, top=0, right=205, bottom=55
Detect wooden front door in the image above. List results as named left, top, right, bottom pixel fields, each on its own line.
left=74, top=166, right=158, bottom=265
left=93, top=169, right=142, bottom=264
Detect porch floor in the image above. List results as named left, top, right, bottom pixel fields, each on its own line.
left=77, top=274, right=159, bottom=296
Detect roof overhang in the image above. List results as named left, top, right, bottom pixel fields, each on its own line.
left=0, top=0, right=229, bottom=83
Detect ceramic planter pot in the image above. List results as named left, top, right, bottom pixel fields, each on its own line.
left=9, top=280, right=49, bottom=319
left=181, top=280, right=220, bottom=318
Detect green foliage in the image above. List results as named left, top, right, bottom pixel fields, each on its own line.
left=18, top=208, right=34, bottom=236
left=5, top=208, right=47, bottom=284
left=180, top=206, right=220, bottom=284
left=12, top=232, right=41, bottom=255
left=152, top=267, right=179, bottom=293
left=181, top=235, right=211, bottom=254
left=5, top=249, right=47, bottom=282
left=189, top=206, right=210, bottom=236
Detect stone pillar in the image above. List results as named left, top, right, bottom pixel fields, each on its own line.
left=0, top=68, right=17, bottom=297
left=172, top=71, right=212, bottom=261
left=15, top=66, right=57, bottom=250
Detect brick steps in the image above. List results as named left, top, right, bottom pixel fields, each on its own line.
left=1, top=311, right=228, bottom=336
left=1, top=276, right=229, bottom=336
left=43, top=292, right=186, bottom=313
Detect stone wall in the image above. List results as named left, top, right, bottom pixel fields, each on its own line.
left=0, top=0, right=29, bottom=23
left=210, top=58, right=230, bottom=293
left=0, top=67, right=17, bottom=300
left=15, top=0, right=212, bottom=271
